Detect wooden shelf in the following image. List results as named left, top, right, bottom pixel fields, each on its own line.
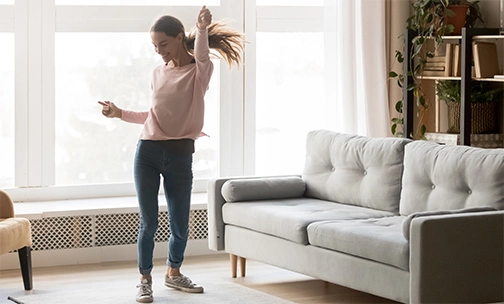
left=473, top=35, right=504, bottom=40
left=403, top=28, right=502, bottom=146
left=473, top=77, right=504, bottom=82
left=441, top=35, right=462, bottom=40
left=418, top=76, right=461, bottom=80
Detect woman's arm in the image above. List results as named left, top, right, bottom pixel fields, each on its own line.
left=121, top=110, right=149, bottom=124
left=194, top=6, right=211, bottom=64
left=98, top=100, right=148, bottom=124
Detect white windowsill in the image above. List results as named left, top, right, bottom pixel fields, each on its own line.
left=13, top=192, right=208, bottom=219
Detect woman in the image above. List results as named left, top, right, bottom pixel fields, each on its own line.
left=98, top=6, right=243, bottom=303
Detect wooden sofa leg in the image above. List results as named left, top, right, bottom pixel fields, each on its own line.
left=239, top=256, right=246, bottom=277
left=230, top=254, right=237, bottom=278
left=18, top=246, right=33, bottom=290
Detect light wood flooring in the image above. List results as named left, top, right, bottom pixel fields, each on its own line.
left=0, top=254, right=399, bottom=304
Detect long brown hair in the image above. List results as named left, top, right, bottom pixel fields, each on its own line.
left=151, top=16, right=244, bottom=67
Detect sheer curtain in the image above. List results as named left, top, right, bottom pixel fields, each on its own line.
left=324, top=0, right=390, bottom=137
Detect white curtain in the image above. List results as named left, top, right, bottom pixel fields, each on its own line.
left=324, top=0, right=390, bottom=137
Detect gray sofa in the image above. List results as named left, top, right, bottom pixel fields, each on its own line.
left=207, top=130, right=504, bottom=304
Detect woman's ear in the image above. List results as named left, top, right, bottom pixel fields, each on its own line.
left=177, top=32, right=184, bottom=41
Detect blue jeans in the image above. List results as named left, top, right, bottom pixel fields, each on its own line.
left=134, top=140, right=193, bottom=276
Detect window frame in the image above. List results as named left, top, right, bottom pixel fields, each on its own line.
left=6, top=0, right=324, bottom=202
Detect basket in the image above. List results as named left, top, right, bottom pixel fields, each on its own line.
left=446, top=101, right=498, bottom=134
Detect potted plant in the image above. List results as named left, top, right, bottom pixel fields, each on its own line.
left=447, top=0, right=484, bottom=34
left=436, top=80, right=502, bottom=133
left=389, top=0, right=483, bottom=139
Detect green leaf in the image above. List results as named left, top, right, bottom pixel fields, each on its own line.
left=391, top=124, right=397, bottom=135
left=396, top=132, right=404, bottom=137
left=394, top=50, right=404, bottom=63
left=414, top=63, right=422, bottom=74
left=420, top=124, right=427, bottom=137
left=419, top=95, right=427, bottom=108
left=445, top=8, right=455, bottom=17
left=426, top=14, right=433, bottom=24
left=395, top=100, right=403, bottom=113
left=389, top=71, right=398, bottom=78
left=445, top=24, right=454, bottom=35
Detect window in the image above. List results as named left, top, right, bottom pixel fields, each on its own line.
left=0, top=33, right=14, bottom=188
left=6, top=1, right=333, bottom=200
left=255, top=32, right=325, bottom=176
left=55, top=33, right=220, bottom=185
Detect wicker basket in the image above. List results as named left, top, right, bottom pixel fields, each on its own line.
left=446, top=101, right=498, bottom=134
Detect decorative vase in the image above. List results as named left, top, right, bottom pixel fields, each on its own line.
left=446, top=4, right=469, bottom=35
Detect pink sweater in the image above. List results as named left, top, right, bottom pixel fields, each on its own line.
left=121, top=27, right=213, bottom=140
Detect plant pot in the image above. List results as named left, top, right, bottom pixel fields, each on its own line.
left=446, top=5, right=469, bottom=35
left=446, top=101, right=498, bottom=134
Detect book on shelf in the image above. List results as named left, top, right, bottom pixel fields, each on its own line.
left=428, top=55, right=446, bottom=63
left=452, top=44, right=461, bottom=77
left=494, top=75, right=504, bottom=79
left=425, top=132, right=504, bottom=148
left=422, top=53, right=449, bottom=76
left=424, top=61, right=445, bottom=67
left=423, top=65, right=445, bottom=71
left=473, top=42, right=500, bottom=78
left=421, top=70, right=445, bottom=77
left=444, top=44, right=454, bottom=77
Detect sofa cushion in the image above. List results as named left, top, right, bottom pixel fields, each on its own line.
left=401, top=207, right=496, bottom=240
left=222, top=198, right=395, bottom=245
left=302, top=130, right=412, bottom=213
left=307, top=216, right=409, bottom=270
left=400, top=140, right=504, bottom=215
left=221, top=176, right=306, bottom=202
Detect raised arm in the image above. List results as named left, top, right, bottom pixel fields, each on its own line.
left=194, top=6, right=211, bottom=64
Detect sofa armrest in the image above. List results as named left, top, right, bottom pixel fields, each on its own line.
left=409, top=210, right=504, bottom=304
left=0, top=189, right=15, bottom=218
left=207, top=175, right=303, bottom=251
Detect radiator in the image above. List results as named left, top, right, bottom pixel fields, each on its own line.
left=29, top=210, right=208, bottom=251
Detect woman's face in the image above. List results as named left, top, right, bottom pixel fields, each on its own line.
left=151, top=31, right=183, bottom=64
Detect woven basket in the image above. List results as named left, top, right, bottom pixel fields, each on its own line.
left=446, top=101, right=498, bottom=134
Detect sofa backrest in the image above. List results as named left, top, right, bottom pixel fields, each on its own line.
left=400, top=140, right=504, bottom=215
left=302, top=130, right=412, bottom=213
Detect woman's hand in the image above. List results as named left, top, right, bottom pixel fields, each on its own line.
left=98, top=101, right=122, bottom=118
left=197, top=5, right=212, bottom=29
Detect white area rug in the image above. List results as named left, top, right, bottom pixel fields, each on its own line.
left=11, top=280, right=295, bottom=304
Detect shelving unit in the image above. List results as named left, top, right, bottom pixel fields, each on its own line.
left=403, top=28, right=504, bottom=146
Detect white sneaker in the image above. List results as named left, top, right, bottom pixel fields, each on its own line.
left=164, top=274, right=204, bottom=293
left=136, top=278, right=153, bottom=303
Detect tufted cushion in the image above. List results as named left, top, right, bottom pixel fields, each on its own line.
left=302, top=130, right=412, bottom=212
left=221, top=176, right=306, bottom=202
left=223, top=197, right=395, bottom=244
left=0, top=217, right=32, bottom=255
left=308, top=216, right=409, bottom=270
left=400, top=141, right=504, bottom=215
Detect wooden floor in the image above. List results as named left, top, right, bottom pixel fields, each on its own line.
left=0, top=254, right=399, bottom=304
